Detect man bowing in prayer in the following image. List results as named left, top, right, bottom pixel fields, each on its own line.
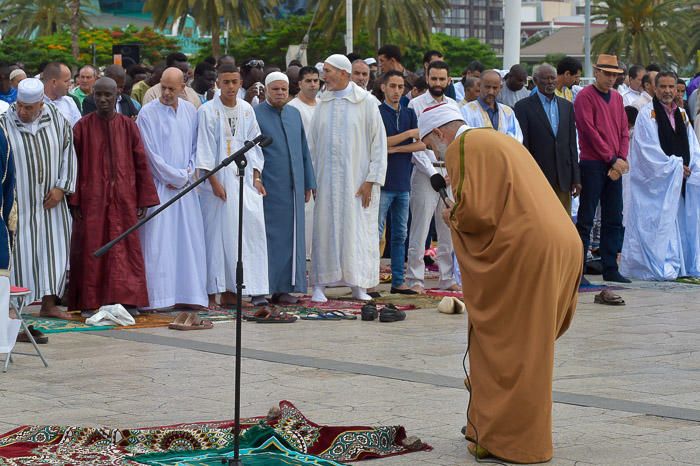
left=0, top=78, right=77, bottom=319
left=308, top=54, right=387, bottom=303
left=197, top=64, right=270, bottom=308
left=137, top=67, right=208, bottom=310
left=67, top=78, right=159, bottom=315
left=255, top=72, right=316, bottom=304
left=620, top=71, right=700, bottom=280
left=418, top=103, right=581, bottom=463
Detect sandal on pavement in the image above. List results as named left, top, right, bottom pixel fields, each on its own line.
left=16, top=326, right=49, bottom=344
left=326, top=310, right=357, bottom=320
left=256, top=308, right=297, bottom=323
left=168, top=312, right=214, bottom=330
left=594, top=289, right=625, bottom=306
left=300, top=311, right=341, bottom=321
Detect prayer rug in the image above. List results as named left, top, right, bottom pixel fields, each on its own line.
left=0, top=401, right=429, bottom=465
left=426, top=289, right=463, bottom=298
left=578, top=284, right=625, bottom=293
left=675, top=276, right=700, bottom=285
left=22, top=316, right=112, bottom=334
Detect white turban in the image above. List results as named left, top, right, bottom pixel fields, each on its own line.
left=418, top=103, right=466, bottom=140
left=16, top=78, right=44, bottom=104
left=364, top=57, right=377, bottom=66
left=324, top=54, right=352, bottom=74
left=264, top=71, right=289, bottom=87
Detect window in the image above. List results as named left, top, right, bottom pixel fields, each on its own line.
left=489, top=8, right=502, bottom=21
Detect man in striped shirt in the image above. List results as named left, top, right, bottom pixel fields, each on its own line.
left=0, top=78, right=77, bottom=319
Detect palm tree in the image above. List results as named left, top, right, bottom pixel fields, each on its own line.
left=0, top=0, right=95, bottom=39
left=591, top=0, right=698, bottom=68
left=70, top=0, right=81, bottom=60
left=144, top=0, right=278, bottom=58
left=312, top=0, right=449, bottom=48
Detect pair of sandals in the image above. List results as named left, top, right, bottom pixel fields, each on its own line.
left=361, top=303, right=406, bottom=322
left=16, top=325, right=48, bottom=344
left=244, top=307, right=297, bottom=323
left=300, top=310, right=356, bottom=321
left=168, top=312, right=214, bottom=330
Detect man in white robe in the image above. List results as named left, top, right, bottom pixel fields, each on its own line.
left=308, top=54, right=388, bottom=302
left=620, top=72, right=700, bottom=280
left=0, top=78, right=77, bottom=318
left=197, top=64, right=269, bottom=307
left=137, top=68, right=207, bottom=309
left=461, top=70, right=523, bottom=143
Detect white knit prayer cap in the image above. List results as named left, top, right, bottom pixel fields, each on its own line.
left=264, top=71, right=289, bottom=87
left=16, top=78, right=44, bottom=104
left=418, top=103, right=467, bottom=140
left=324, top=54, right=352, bottom=74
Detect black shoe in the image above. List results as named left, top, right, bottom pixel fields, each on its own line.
left=367, top=291, right=382, bottom=298
left=361, top=303, right=377, bottom=321
left=602, top=271, right=631, bottom=283
left=390, top=287, right=418, bottom=295
left=580, top=276, right=591, bottom=286
left=379, top=304, right=406, bottom=322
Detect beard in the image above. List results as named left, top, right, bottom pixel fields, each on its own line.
left=429, top=86, right=445, bottom=97
left=431, top=139, right=449, bottom=161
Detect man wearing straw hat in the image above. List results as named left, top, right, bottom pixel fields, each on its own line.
left=574, top=54, right=631, bottom=284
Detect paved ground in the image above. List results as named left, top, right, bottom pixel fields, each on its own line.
left=2, top=272, right=700, bottom=465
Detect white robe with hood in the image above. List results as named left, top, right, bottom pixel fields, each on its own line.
left=308, top=82, right=387, bottom=288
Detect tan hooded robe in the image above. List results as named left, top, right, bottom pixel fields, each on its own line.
left=446, top=128, right=582, bottom=463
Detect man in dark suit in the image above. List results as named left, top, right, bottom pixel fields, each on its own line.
left=514, top=64, right=581, bottom=214
left=81, top=65, right=139, bottom=119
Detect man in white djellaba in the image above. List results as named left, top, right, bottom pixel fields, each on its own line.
left=307, top=54, right=387, bottom=303
left=620, top=71, right=700, bottom=280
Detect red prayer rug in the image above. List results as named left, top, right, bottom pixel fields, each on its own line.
left=0, top=401, right=431, bottom=465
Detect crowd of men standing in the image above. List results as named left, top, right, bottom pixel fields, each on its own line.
left=0, top=46, right=699, bottom=323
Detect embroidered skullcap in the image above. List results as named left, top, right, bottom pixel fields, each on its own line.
left=324, top=54, right=352, bottom=74
left=418, top=102, right=467, bottom=140
left=264, top=71, right=289, bottom=87
left=16, top=78, right=44, bottom=104
left=9, top=69, right=26, bottom=82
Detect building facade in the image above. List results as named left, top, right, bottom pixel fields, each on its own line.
left=431, top=0, right=505, bottom=54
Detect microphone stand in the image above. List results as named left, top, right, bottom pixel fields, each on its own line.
left=93, top=134, right=272, bottom=466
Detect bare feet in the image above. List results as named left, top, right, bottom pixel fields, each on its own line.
left=39, top=295, right=71, bottom=319
left=443, top=284, right=461, bottom=292
left=221, top=291, right=237, bottom=307
left=174, top=303, right=206, bottom=311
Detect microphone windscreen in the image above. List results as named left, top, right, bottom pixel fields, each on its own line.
left=430, top=173, right=447, bottom=193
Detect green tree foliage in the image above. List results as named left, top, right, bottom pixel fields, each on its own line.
left=0, top=27, right=179, bottom=74
left=311, top=0, right=449, bottom=48
left=194, top=15, right=499, bottom=73
left=0, top=0, right=98, bottom=38
left=592, top=0, right=699, bottom=69
left=144, top=0, right=278, bottom=58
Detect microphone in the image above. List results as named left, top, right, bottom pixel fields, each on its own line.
left=259, top=135, right=273, bottom=147
left=430, top=173, right=450, bottom=208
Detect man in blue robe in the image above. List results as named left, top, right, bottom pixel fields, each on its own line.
left=254, top=72, right=317, bottom=303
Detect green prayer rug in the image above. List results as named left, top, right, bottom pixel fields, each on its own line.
left=130, top=427, right=346, bottom=466
left=23, top=316, right=114, bottom=334
left=675, top=276, right=700, bottom=285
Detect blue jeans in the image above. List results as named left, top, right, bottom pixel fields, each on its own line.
left=378, top=190, right=410, bottom=287
left=575, top=160, right=623, bottom=273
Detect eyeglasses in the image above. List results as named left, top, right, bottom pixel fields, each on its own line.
left=244, top=59, right=265, bottom=69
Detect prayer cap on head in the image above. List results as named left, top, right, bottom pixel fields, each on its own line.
left=264, top=71, right=289, bottom=87
left=324, top=54, right=352, bottom=74
left=16, top=78, right=44, bottom=104
left=9, top=69, right=26, bottom=81
left=418, top=103, right=467, bottom=140
left=364, top=58, right=377, bottom=66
